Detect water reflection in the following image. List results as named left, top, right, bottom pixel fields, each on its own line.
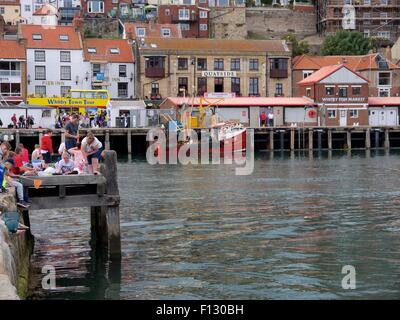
left=28, top=150, right=400, bottom=299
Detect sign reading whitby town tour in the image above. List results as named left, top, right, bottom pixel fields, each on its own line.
left=202, top=71, right=237, bottom=77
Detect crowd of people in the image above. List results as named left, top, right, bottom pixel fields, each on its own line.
left=55, top=111, right=108, bottom=129
left=0, top=113, right=105, bottom=210
left=0, top=114, right=35, bottom=129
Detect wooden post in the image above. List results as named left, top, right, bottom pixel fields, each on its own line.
left=279, top=130, right=284, bottom=150
left=384, top=129, right=390, bottom=149
left=317, top=130, right=322, bottom=150
left=269, top=129, right=274, bottom=151
left=374, top=130, right=380, bottom=148
left=15, top=130, right=20, bottom=147
left=327, top=129, right=332, bottom=150
left=308, top=129, right=313, bottom=150
left=105, top=130, right=111, bottom=150
left=127, top=131, right=132, bottom=155
left=347, top=130, right=352, bottom=150
left=365, top=128, right=371, bottom=149
left=61, top=132, right=65, bottom=143
left=290, top=129, right=295, bottom=151
left=99, top=150, right=121, bottom=260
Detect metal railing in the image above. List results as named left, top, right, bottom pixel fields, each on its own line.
left=0, top=70, right=21, bottom=77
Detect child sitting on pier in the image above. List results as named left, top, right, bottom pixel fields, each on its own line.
left=31, top=144, right=43, bottom=161
left=3, top=159, right=30, bottom=208
left=55, top=151, right=77, bottom=175
left=68, top=142, right=86, bottom=173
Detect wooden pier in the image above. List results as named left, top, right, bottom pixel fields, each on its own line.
left=19, top=150, right=121, bottom=261
left=3, top=126, right=400, bottom=154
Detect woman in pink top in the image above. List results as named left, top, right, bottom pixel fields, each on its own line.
left=68, top=142, right=86, bottom=173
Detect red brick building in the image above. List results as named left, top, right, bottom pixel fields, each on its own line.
left=157, top=4, right=209, bottom=38
left=298, top=64, right=370, bottom=126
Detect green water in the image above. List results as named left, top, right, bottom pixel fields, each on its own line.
left=28, top=151, right=400, bottom=299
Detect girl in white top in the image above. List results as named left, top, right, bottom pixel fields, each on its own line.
left=81, top=131, right=103, bottom=174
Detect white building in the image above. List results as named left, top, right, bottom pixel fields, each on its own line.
left=83, top=39, right=135, bottom=99
left=32, top=3, right=58, bottom=26
left=21, top=24, right=89, bottom=97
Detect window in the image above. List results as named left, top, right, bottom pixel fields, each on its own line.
left=249, top=59, right=259, bottom=71
left=110, top=48, right=120, bottom=54
left=326, top=86, right=334, bottom=95
left=214, top=58, right=224, bottom=71
left=165, top=9, right=170, bottom=16
left=0, top=8, right=4, bottom=15
left=275, top=83, right=283, bottom=96
left=270, top=58, right=288, bottom=78
left=352, top=86, right=361, bottom=95
left=34, top=50, right=45, bottom=62
left=61, top=86, right=71, bottom=96
left=161, top=28, right=171, bottom=38
left=197, top=77, right=207, bottom=96
left=249, top=78, right=259, bottom=95
left=364, top=0, right=371, bottom=4
left=35, top=66, right=46, bottom=80
left=339, top=87, right=348, bottom=97
left=199, top=11, right=207, bottom=18
left=180, top=23, right=190, bottom=31
left=380, top=0, right=388, bottom=4
left=350, top=109, right=359, bottom=118
left=118, top=82, right=128, bottom=97
left=306, top=88, right=311, bottom=97
left=88, top=47, right=97, bottom=53
left=363, top=30, right=370, bottom=38
left=59, top=35, right=69, bottom=41
left=378, top=72, right=391, bottom=86
left=328, top=110, right=336, bottom=118
left=231, top=77, right=240, bottom=95
left=60, top=66, right=71, bottom=80
left=178, top=77, right=188, bottom=95
left=136, top=28, right=145, bottom=37
left=87, top=1, right=104, bottom=13
left=230, top=59, right=240, bottom=71
left=60, top=51, right=71, bottom=62
left=35, top=86, right=46, bottom=96
left=217, top=0, right=229, bottom=6
left=24, top=5, right=30, bottom=11
left=119, top=65, right=127, bottom=77
left=214, top=77, right=223, bottom=92
left=379, top=87, right=390, bottom=97
left=200, top=24, right=208, bottom=31
left=145, top=56, right=165, bottom=68
left=92, top=63, right=101, bottom=77
left=151, top=83, right=159, bottom=95
left=197, top=58, right=207, bottom=70
left=303, top=70, right=313, bottom=79
left=178, top=8, right=190, bottom=20
left=178, top=58, right=188, bottom=70
left=378, top=31, right=390, bottom=39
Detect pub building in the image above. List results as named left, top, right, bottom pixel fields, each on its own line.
left=297, top=64, right=371, bottom=126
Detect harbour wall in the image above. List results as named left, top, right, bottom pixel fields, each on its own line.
left=0, top=191, right=33, bottom=299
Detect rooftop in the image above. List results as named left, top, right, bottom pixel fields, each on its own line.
left=139, top=38, right=290, bottom=53
left=20, top=25, right=82, bottom=50
left=33, top=4, right=58, bottom=16
left=83, top=39, right=134, bottom=63
left=0, top=39, right=26, bottom=59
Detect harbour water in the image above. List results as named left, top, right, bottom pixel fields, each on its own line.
left=27, top=151, right=400, bottom=299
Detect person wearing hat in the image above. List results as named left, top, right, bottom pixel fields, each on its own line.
left=4, top=158, right=30, bottom=208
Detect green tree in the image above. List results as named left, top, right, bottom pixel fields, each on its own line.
left=282, top=34, right=310, bottom=57
left=321, top=30, right=372, bottom=56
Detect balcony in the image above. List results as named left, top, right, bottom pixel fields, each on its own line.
left=145, top=67, right=165, bottom=78
left=0, top=70, right=21, bottom=77
left=172, top=14, right=198, bottom=23
left=270, top=69, right=288, bottom=78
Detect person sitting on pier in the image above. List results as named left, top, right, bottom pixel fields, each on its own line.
left=0, top=141, right=12, bottom=163
left=40, top=129, right=54, bottom=166
left=3, top=159, right=31, bottom=208
left=81, top=131, right=103, bottom=175
left=68, top=142, right=86, bottom=173
left=31, top=144, right=43, bottom=161
left=55, top=151, right=76, bottom=175
left=13, top=147, right=36, bottom=176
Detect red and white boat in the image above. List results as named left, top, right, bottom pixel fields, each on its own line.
left=213, top=121, right=247, bottom=154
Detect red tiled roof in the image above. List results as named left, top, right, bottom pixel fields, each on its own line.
left=140, top=38, right=290, bottom=53
left=20, top=25, right=82, bottom=50
left=298, top=64, right=370, bottom=86
left=368, top=97, right=400, bottom=106
left=33, top=4, right=57, bottom=16
left=293, top=54, right=398, bottom=71
left=0, top=0, right=19, bottom=5
left=0, top=39, right=25, bottom=59
left=124, top=22, right=181, bottom=39
left=83, top=39, right=134, bottom=63
left=162, top=97, right=315, bottom=107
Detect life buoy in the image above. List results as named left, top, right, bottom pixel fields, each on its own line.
left=308, top=109, right=317, bottom=118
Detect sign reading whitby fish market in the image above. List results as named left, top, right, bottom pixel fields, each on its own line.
left=202, top=71, right=237, bottom=77
left=321, top=97, right=367, bottom=103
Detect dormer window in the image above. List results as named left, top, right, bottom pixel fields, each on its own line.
left=110, top=48, right=120, bottom=54
left=88, top=47, right=97, bottom=53
left=59, top=35, right=69, bottom=41
left=32, top=33, right=42, bottom=40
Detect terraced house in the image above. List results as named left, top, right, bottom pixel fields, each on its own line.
left=135, top=38, right=292, bottom=100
